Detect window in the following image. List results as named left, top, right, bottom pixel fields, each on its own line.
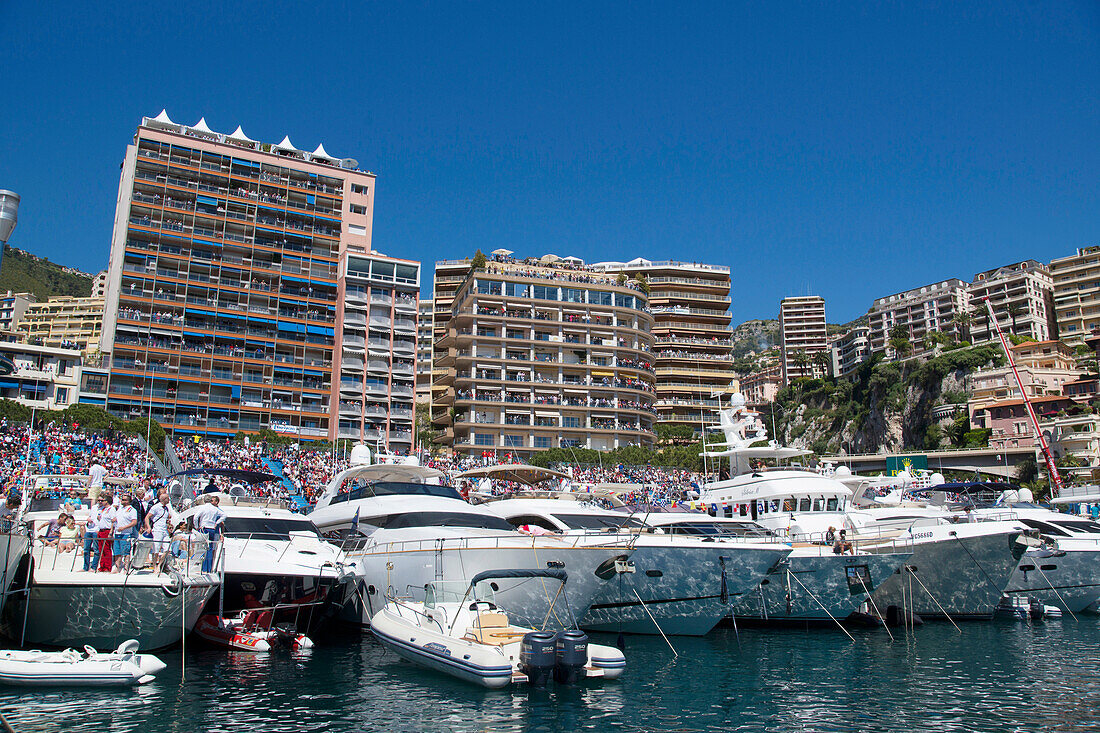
left=590, top=291, right=612, bottom=306
left=562, top=288, right=585, bottom=303
left=474, top=433, right=494, bottom=446
left=351, top=183, right=369, bottom=195
left=563, top=416, right=580, bottom=428
left=798, top=498, right=811, bottom=512
left=503, top=434, right=524, bottom=448
left=534, top=436, right=552, bottom=448
left=506, top=282, right=528, bottom=298
left=476, top=280, right=502, bottom=295
left=350, top=204, right=368, bottom=215
left=506, top=515, right=559, bottom=532
left=533, top=285, right=558, bottom=301
left=615, top=293, right=634, bottom=309
left=55, top=388, right=68, bottom=405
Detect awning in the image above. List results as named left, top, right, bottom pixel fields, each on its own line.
left=591, top=371, right=614, bottom=377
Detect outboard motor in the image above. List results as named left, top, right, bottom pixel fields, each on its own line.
left=519, top=631, right=556, bottom=687
left=553, top=630, right=588, bottom=685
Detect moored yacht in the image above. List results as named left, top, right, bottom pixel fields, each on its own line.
left=308, top=447, right=632, bottom=629
left=699, top=394, right=1028, bottom=621
left=483, top=496, right=792, bottom=635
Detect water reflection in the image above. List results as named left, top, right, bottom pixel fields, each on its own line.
left=2, top=621, right=1100, bottom=732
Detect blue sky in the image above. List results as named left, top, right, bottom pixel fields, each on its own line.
left=1, top=2, right=1097, bottom=324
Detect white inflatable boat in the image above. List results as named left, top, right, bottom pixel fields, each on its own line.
left=371, top=569, right=625, bottom=689
left=0, top=639, right=167, bottom=686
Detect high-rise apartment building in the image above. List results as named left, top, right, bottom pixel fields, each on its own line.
left=967, top=260, right=1055, bottom=344
left=0, top=291, right=35, bottom=335
left=333, top=252, right=419, bottom=449
left=590, top=259, right=735, bottom=430
left=779, top=296, right=827, bottom=385
left=19, top=296, right=105, bottom=352
left=1050, top=246, right=1100, bottom=346
left=432, top=256, right=656, bottom=455
left=99, top=112, right=378, bottom=439
left=415, top=298, right=433, bottom=405
left=866, top=279, right=968, bottom=357
left=829, top=324, right=870, bottom=378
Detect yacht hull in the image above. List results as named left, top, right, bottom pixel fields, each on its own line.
left=866, top=527, right=1024, bottom=620
left=343, top=539, right=628, bottom=629
left=732, top=551, right=910, bottom=623
left=579, top=543, right=789, bottom=636
left=1004, top=547, right=1100, bottom=614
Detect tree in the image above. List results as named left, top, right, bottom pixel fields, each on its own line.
left=952, top=309, right=972, bottom=343
left=470, top=250, right=487, bottom=271
left=633, top=273, right=650, bottom=295
left=1006, top=302, right=1025, bottom=336
left=791, top=349, right=811, bottom=379
left=812, top=351, right=831, bottom=378
left=616, top=272, right=628, bottom=286
left=888, top=325, right=912, bottom=357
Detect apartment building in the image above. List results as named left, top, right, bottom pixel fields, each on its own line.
left=99, top=112, right=378, bottom=440
left=1050, top=246, right=1100, bottom=346
left=333, top=252, right=419, bottom=450
left=966, top=340, right=1082, bottom=421
left=91, top=271, right=108, bottom=299
left=741, top=363, right=782, bottom=406
left=0, top=341, right=82, bottom=410
left=779, top=296, right=827, bottom=385
left=19, top=296, right=105, bottom=352
left=0, top=291, right=35, bottom=334
left=590, top=258, right=735, bottom=429
left=829, top=325, right=870, bottom=378
left=967, top=260, right=1055, bottom=344
left=867, top=279, right=968, bottom=357
left=415, top=297, right=433, bottom=405
left=432, top=257, right=657, bottom=455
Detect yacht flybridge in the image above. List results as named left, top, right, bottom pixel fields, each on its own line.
left=699, top=395, right=1028, bottom=621
left=309, top=446, right=632, bottom=628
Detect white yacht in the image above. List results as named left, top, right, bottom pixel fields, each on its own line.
left=640, top=511, right=910, bottom=624
left=2, top=473, right=216, bottom=650
left=308, top=447, right=633, bottom=629
left=179, top=492, right=354, bottom=627
left=699, top=395, right=1029, bottom=621
left=483, top=497, right=792, bottom=636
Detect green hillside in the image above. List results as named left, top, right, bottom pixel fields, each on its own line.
left=0, top=245, right=95, bottom=300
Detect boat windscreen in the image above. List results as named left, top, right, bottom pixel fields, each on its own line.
left=1051, top=520, right=1100, bottom=534
left=330, top=481, right=462, bottom=505
left=382, top=512, right=515, bottom=532
left=552, top=513, right=647, bottom=531
left=222, top=517, right=323, bottom=539
left=660, top=521, right=771, bottom=538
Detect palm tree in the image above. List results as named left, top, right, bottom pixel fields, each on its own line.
left=791, top=349, right=811, bottom=379
left=1006, top=302, right=1025, bottom=337
left=812, top=351, right=831, bottom=378
left=952, top=309, right=972, bottom=344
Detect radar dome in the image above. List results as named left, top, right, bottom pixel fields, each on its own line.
left=401, top=455, right=421, bottom=466
left=729, top=393, right=746, bottom=408
left=1018, top=488, right=1034, bottom=503
left=835, top=465, right=852, bottom=477
left=895, top=470, right=912, bottom=486
left=349, top=443, right=372, bottom=467
left=930, top=472, right=945, bottom=486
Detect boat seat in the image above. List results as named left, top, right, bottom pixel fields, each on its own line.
left=464, top=626, right=528, bottom=646
left=474, top=612, right=509, bottom=629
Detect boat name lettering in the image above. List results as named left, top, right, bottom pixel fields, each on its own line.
left=424, top=642, right=451, bottom=657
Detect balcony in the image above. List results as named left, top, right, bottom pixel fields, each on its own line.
left=341, top=356, right=364, bottom=372
left=394, top=318, right=416, bottom=333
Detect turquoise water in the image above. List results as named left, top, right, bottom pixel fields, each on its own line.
left=3, top=619, right=1099, bottom=732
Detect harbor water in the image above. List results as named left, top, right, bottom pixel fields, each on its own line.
left=4, top=618, right=1100, bottom=732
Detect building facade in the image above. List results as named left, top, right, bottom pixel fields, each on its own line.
left=1050, top=246, right=1100, bottom=346
left=967, top=260, right=1055, bottom=344
left=590, top=259, right=735, bottom=429
left=829, top=324, right=870, bottom=378
left=779, top=296, right=827, bottom=385
left=867, top=279, right=968, bottom=357
left=741, top=362, right=782, bottom=406
left=0, top=291, right=35, bottom=335
left=0, top=341, right=82, bottom=411
left=966, top=340, right=1082, bottom=423
left=415, top=297, right=433, bottom=406
left=98, top=112, right=378, bottom=439
left=19, top=296, right=105, bottom=353
left=432, top=259, right=657, bottom=455
left=333, top=252, right=419, bottom=450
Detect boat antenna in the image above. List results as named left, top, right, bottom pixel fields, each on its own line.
left=982, top=297, right=1063, bottom=493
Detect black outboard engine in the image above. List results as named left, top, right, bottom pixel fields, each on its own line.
left=520, top=631, right=556, bottom=686
left=553, top=630, right=589, bottom=685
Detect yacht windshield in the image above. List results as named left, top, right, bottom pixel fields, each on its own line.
left=660, top=521, right=772, bottom=538
left=1051, top=520, right=1100, bottom=534
left=222, top=517, right=323, bottom=539
left=380, top=512, right=515, bottom=531
left=330, top=481, right=462, bottom=505
left=553, top=513, right=647, bottom=531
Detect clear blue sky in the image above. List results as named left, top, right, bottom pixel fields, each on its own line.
left=1, top=2, right=1097, bottom=324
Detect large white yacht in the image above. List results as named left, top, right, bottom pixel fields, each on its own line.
left=2, top=473, right=216, bottom=650
left=179, top=491, right=354, bottom=627
left=640, top=511, right=910, bottom=624
left=483, top=497, right=792, bottom=635
left=308, top=447, right=633, bottom=629
left=699, top=395, right=1029, bottom=621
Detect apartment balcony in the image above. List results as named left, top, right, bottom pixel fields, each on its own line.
left=366, top=359, right=391, bottom=373
left=394, top=318, right=416, bottom=333
left=370, top=315, right=392, bottom=329
left=368, top=338, right=391, bottom=354
left=392, top=341, right=415, bottom=355
left=391, top=384, right=415, bottom=397
left=345, top=290, right=369, bottom=307
left=341, top=356, right=364, bottom=373
left=364, top=382, right=389, bottom=396
left=371, top=294, right=393, bottom=306
left=344, top=312, right=368, bottom=328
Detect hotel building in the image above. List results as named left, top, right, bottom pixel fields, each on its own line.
left=590, top=259, right=735, bottom=430
left=431, top=257, right=657, bottom=455
left=966, top=260, right=1055, bottom=344
left=778, top=296, right=828, bottom=385
left=98, top=112, right=380, bottom=440
left=866, top=279, right=968, bottom=357
left=1050, top=246, right=1100, bottom=346
left=829, top=324, right=870, bottom=378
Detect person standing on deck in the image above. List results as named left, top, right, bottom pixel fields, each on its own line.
left=88, top=458, right=107, bottom=503
left=194, top=495, right=225, bottom=573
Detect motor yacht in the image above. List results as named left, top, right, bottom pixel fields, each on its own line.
left=308, top=447, right=632, bottom=629
left=699, top=395, right=1028, bottom=621
left=483, top=497, right=791, bottom=635
left=179, top=491, right=354, bottom=628
left=640, top=511, right=910, bottom=624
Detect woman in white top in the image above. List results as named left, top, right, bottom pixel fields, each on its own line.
left=143, top=491, right=176, bottom=566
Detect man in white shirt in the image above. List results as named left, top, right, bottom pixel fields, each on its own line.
left=112, top=494, right=139, bottom=573
left=194, top=495, right=226, bottom=573
left=143, top=490, right=176, bottom=567
left=81, top=500, right=100, bottom=571
left=88, top=459, right=107, bottom=503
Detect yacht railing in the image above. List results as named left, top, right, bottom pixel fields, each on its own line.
left=29, top=529, right=221, bottom=579
left=343, top=531, right=638, bottom=556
